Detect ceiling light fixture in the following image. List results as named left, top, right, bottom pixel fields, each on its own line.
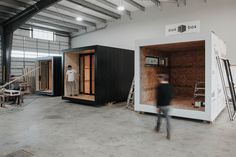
left=117, top=6, right=125, bottom=11
left=76, top=17, right=83, bottom=21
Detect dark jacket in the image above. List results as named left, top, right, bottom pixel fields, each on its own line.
left=156, top=83, right=172, bottom=107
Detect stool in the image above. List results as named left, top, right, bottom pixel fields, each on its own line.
left=3, top=89, right=22, bottom=105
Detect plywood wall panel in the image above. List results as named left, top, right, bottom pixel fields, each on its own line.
left=48, top=61, right=52, bottom=90
left=140, top=48, right=169, bottom=104
left=64, top=52, right=80, bottom=96
left=169, top=49, right=205, bottom=97
left=140, top=41, right=205, bottom=105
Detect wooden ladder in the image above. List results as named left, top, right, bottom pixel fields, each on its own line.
left=126, top=78, right=134, bottom=109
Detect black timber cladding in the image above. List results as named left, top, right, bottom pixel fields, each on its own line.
left=53, top=56, right=62, bottom=96
left=62, top=45, right=134, bottom=106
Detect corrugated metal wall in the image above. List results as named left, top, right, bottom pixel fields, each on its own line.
left=10, top=29, right=69, bottom=76
left=0, top=36, right=2, bottom=81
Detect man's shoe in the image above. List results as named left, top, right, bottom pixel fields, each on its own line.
left=155, top=126, right=160, bottom=132
left=166, top=134, right=171, bottom=140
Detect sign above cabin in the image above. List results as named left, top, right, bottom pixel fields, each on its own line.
left=165, top=21, right=200, bottom=36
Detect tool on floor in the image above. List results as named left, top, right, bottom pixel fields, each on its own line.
left=216, top=56, right=236, bottom=121
left=127, top=78, right=134, bottom=109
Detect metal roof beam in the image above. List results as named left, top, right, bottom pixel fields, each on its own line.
left=1, top=0, right=62, bottom=83
left=96, top=0, right=131, bottom=16
left=0, top=3, right=26, bottom=10
left=0, top=0, right=101, bottom=26
left=0, top=4, right=96, bottom=28
left=28, top=19, right=79, bottom=32
left=55, top=4, right=107, bottom=23
left=176, top=0, right=180, bottom=7
left=42, top=9, right=97, bottom=27
left=0, top=19, right=5, bottom=23
left=3, top=0, right=62, bottom=32
left=0, top=12, right=12, bottom=20
left=22, top=24, right=70, bottom=36
left=124, top=0, right=145, bottom=11
left=0, top=0, right=28, bottom=8
left=67, top=0, right=121, bottom=19
left=0, top=5, right=19, bottom=14
left=151, top=0, right=161, bottom=6
left=25, top=0, right=105, bottom=24
left=33, top=14, right=86, bottom=30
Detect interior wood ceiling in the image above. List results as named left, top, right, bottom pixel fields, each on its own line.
left=143, top=40, right=205, bottom=52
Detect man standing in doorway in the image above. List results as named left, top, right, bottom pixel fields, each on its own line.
left=66, top=65, right=78, bottom=96
left=155, top=74, right=173, bottom=140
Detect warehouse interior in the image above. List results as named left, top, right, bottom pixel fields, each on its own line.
left=0, top=0, right=236, bottom=157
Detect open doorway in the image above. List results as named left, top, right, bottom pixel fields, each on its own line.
left=35, top=57, right=62, bottom=96
left=140, top=40, right=205, bottom=111
left=64, top=50, right=95, bottom=101
left=38, top=60, right=52, bottom=93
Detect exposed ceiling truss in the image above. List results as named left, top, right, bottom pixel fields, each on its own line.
left=96, top=0, right=131, bottom=16
left=0, top=0, right=206, bottom=35
left=1, top=0, right=62, bottom=83
left=151, top=0, right=161, bottom=7
left=67, top=0, right=121, bottom=19
left=54, top=4, right=106, bottom=23
left=125, top=0, right=145, bottom=11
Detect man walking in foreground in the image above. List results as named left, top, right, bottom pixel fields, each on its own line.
left=155, top=74, right=172, bottom=140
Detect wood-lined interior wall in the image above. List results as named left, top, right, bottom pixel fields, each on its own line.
left=40, top=61, right=49, bottom=90
left=48, top=61, right=52, bottom=90
left=38, top=60, right=53, bottom=91
left=35, top=61, right=39, bottom=91
left=64, top=52, right=80, bottom=96
left=140, top=48, right=169, bottom=104
left=169, top=50, right=205, bottom=97
left=140, top=41, right=205, bottom=105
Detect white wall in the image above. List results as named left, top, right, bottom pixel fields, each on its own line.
left=71, top=0, right=236, bottom=63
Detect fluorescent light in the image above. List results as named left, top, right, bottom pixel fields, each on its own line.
left=117, top=6, right=125, bottom=11
left=76, top=17, right=83, bottom=21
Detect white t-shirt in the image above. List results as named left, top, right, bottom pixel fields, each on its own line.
left=66, top=69, right=77, bottom=82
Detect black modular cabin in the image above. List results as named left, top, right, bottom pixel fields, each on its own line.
left=62, top=45, right=134, bottom=106
left=35, top=56, right=62, bottom=96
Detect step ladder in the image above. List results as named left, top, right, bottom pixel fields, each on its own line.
left=193, top=82, right=205, bottom=108
left=193, top=82, right=205, bottom=98
left=126, top=78, right=134, bottom=109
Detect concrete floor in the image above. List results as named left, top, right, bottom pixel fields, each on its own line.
left=0, top=96, right=236, bottom=157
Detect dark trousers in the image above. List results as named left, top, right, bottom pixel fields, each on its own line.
left=156, top=106, right=171, bottom=136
